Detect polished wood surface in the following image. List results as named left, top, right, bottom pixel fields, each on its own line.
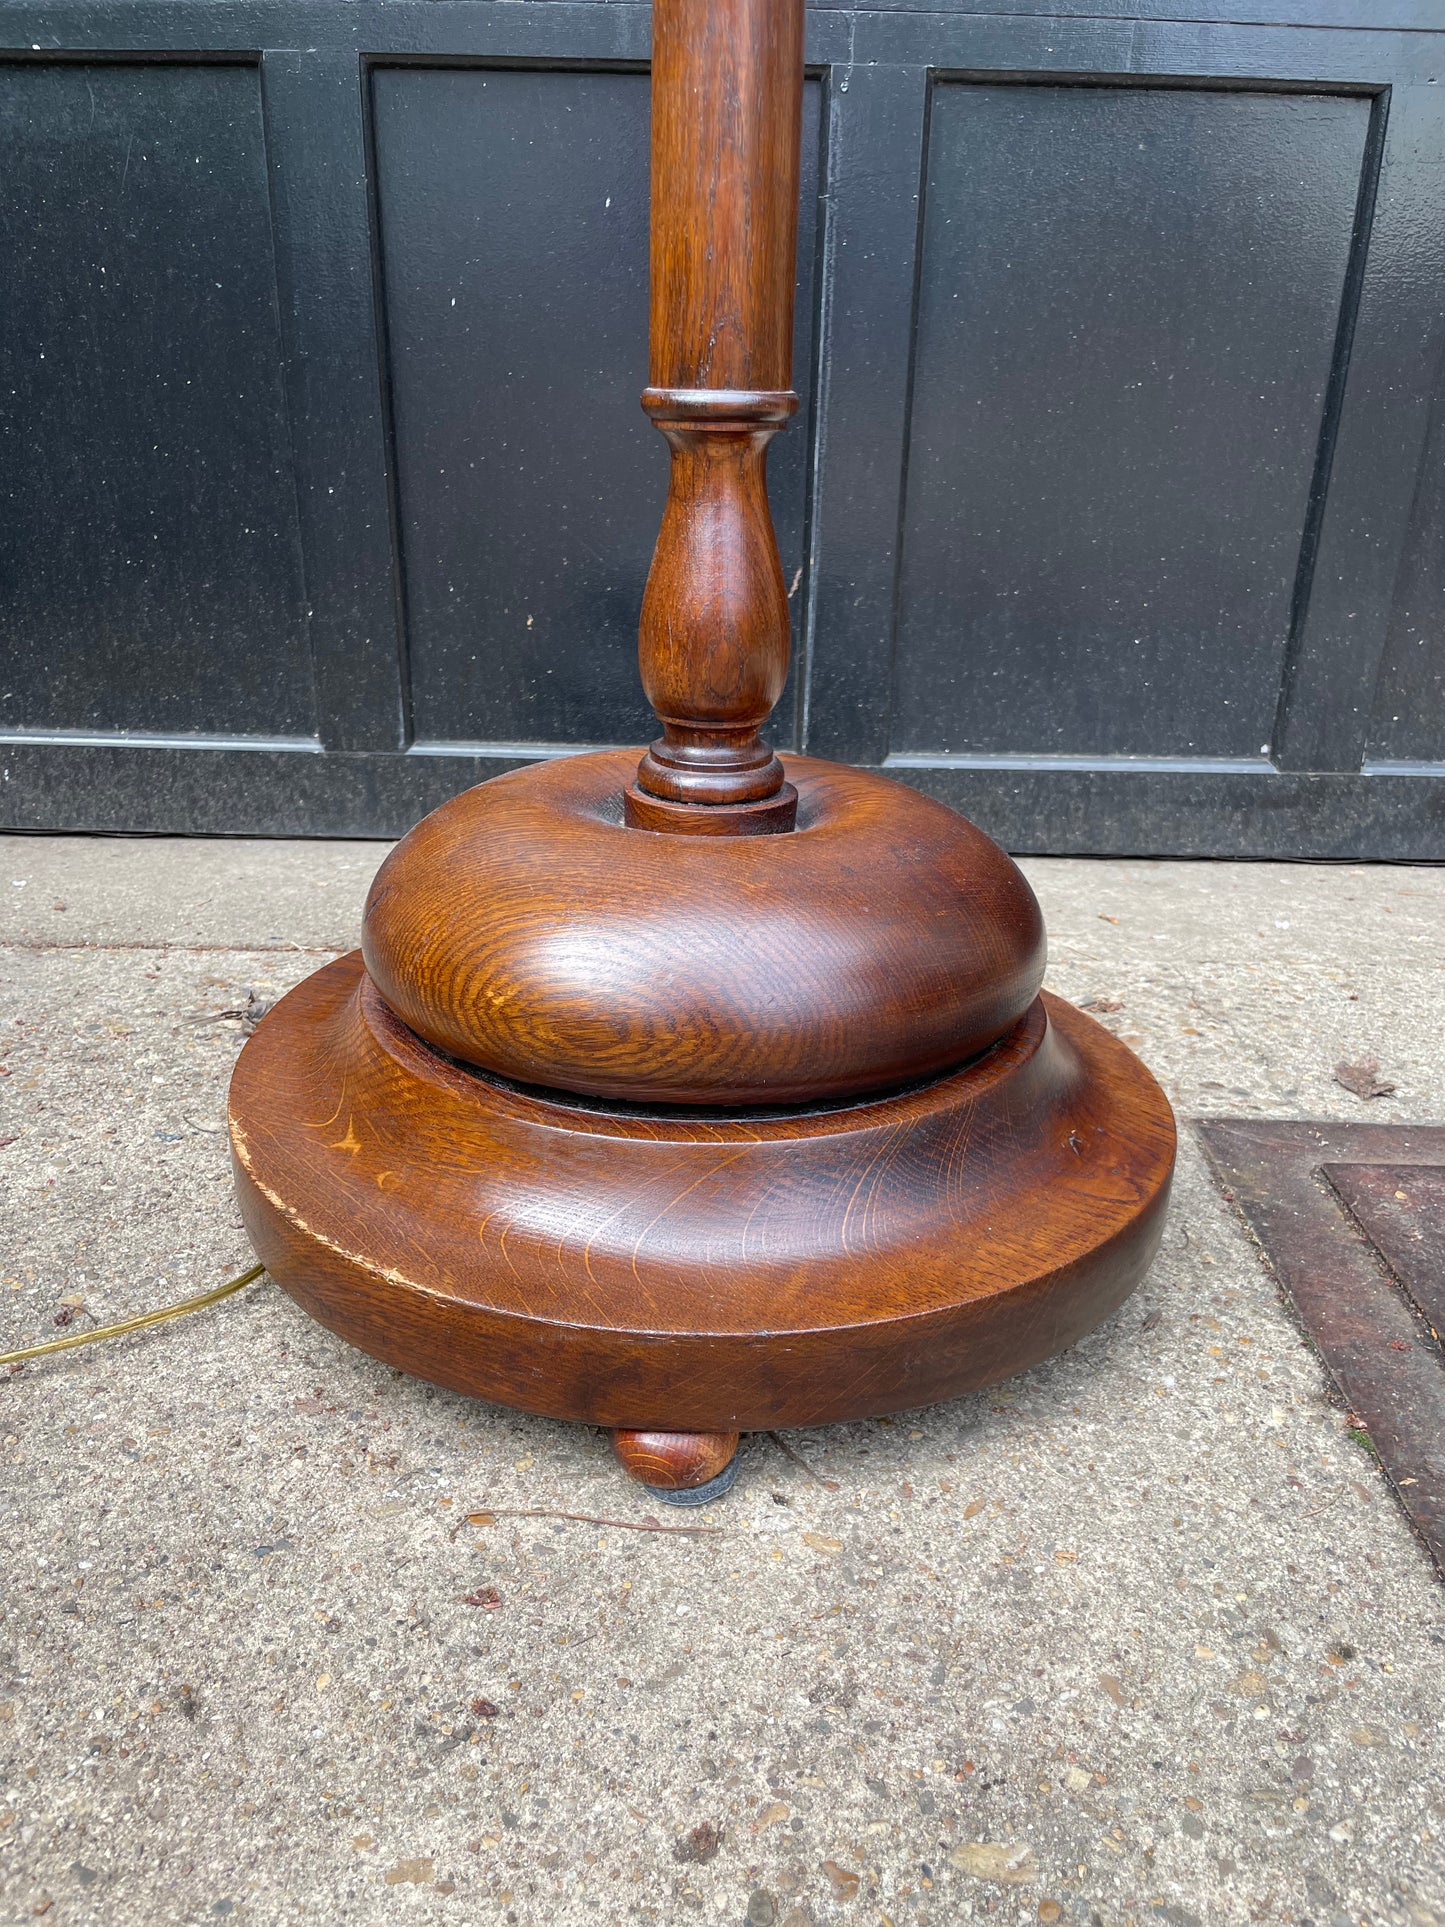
left=623, top=774, right=798, bottom=837
left=230, top=955, right=1175, bottom=1431
left=648, top=0, right=800, bottom=395
left=632, top=394, right=796, bottom=817
left=362, top=750, right=1046, bottom=1107
left=228, top=0, right=1176, bottom=1482
left=613, top=1431, right=740, bottom=1490
left=633, top=0, right=804, bottom=819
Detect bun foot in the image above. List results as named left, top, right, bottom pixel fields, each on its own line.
left=612, top=1429, right=741, bottom=1506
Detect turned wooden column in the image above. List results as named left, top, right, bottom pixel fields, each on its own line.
left=625, top=0, right=804, bottom=836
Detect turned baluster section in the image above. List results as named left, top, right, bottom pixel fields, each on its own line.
left=625, top=0, right=804, bottom=836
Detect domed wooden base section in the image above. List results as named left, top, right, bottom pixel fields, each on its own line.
left=228, top=954, right=1174, bottom=1434
left=360, top=751, right=1046, bottom=1108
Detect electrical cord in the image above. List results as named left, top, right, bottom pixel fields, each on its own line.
left=0, top=1263, right=265, bottom=1369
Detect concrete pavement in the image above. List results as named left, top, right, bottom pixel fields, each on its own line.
left=2, top=833, right=1442, bottom=1927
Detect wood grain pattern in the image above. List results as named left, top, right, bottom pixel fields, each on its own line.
left=648, top=0, right=800, bottom=400
left=612, top=1431, right=740, bottom=1490
left=227, top=0, right=1178, bottom=1465
left=229, top=955, right=1175, bottom=1432
left=623, top=773, right=799, bottom=836
left=634, top=394, right=796, bottom=815
left=633, top=0, right=805, bottom=818
left=362, top=749, right=1046, bottom=1107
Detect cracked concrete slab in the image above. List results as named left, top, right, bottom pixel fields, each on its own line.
left=2, top=835, right=1443, bottom=1927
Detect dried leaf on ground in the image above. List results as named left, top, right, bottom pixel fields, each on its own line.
left=802, top=1532, right=842, bottom=1554
left=1334, top=1056, right=1396, bottom=1100
left=463, top=1587, right=501, bottom=1610
left=821, top=1860, right=860, bottom=1899
left=674, top=1821, right=722, bottom=1864
left=949, top=1841, right=1037, bottom=1884
left=755, top=1801, right=790, bottom=1831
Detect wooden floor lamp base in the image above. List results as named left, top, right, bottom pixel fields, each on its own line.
left=227, top=2, right=1174, bottom=1503
left=228, top=842, right=1175, bottom=1497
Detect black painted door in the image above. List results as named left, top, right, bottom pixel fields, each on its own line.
left=2, top=1, right=1442, bottom=857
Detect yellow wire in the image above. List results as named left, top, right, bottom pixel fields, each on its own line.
left=0, top=1263, right=266, bottom=1368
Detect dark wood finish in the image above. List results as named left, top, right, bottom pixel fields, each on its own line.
left=648, top=0, right=799, bottom=399
left=612, top=1430, right=740, bottom=1491
left=632, top=0, right=804, bottom=820
left=231, top=957, right=1175, bottom=1431
left=227, top=0, right=1178, bottom=1478
left=361, top=750, right=1045, bottom=1107
left=367, top=62, right=819, bottom=757
left=623, top=777, right=798, bottom=837
left=1199, top=1121, right=1445, bottom=1577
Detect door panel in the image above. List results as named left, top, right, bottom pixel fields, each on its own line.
left=0, top=5, right=1440, bottom=855
left=891, top=82, right=1371, bottom=760
left=1370, top=385, right=1445, bottom=764
left=372, top=64, right=821, bottom=750
left=0, top=60, right=312, bottom=740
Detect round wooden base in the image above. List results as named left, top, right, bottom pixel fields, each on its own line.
left=228, top=955, right=1175, bottom=1433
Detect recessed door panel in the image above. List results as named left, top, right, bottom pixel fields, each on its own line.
left=891, top=82, right=1371, bottom=759
left=0, top=61, right=312, bottom=739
